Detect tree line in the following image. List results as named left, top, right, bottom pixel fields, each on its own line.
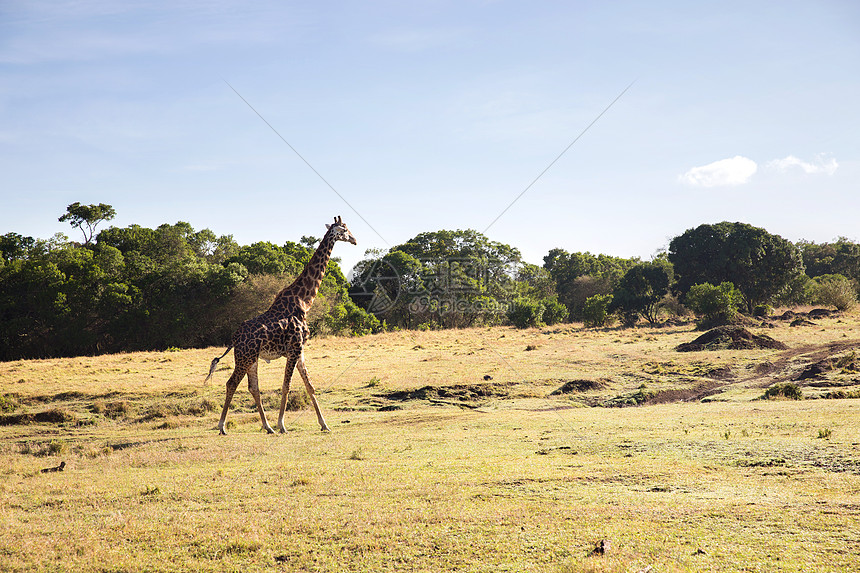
left=0, top=204, right=378, bottom=360
left=1, top=204, right=858, bottom=360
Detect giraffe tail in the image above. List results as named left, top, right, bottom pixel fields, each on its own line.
left=204, top=346, right=233, bottom=383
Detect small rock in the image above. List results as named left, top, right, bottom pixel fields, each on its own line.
left=483, top=375, right=493, bottom=380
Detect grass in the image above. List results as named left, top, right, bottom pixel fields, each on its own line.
left=1, top=311, right=859, bottom=571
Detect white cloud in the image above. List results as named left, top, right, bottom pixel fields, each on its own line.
left=767, top=154, right=838, bottom=175
left=679, top=156, right=758, bottom=187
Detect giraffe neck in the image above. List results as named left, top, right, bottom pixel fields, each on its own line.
left=279, top=230, right=338, bottom=312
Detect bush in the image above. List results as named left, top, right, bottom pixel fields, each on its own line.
left=285, top=390, right=310, bottom=411
left=660, top=294, right=689, bottom=317
left=559, top=275, right=611, bottom=321
left=323, top=297, right=383, bottom=336
left=813, top=274, right=857, bottom=310
left=0, top=394, right=18, bottom=413
left=685, top=282, right=744, bottom=328
left=541, top=298, right=569, bottom=325
left=753, top=304, right=773, bottom=318
left=582, top=294, right=613, bottom=327
left=763, top=383, right=803, bottom=401
left=507, top=298, right=545, bottom=329
left=774, top=273, right=816, bottom=307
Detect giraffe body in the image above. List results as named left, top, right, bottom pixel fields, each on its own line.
left=206, top=216, right=356, bottom=435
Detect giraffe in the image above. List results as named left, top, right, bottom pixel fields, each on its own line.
left=205, top=216, right=357, bottom=435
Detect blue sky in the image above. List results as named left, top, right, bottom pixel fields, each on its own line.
left=2, top=0, right=858, bottom=273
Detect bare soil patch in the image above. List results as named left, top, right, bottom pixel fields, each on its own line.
left=601, top=381, right=724, bottom=407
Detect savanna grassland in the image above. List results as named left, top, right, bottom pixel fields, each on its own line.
left=2, top=312, right=860, bottom=572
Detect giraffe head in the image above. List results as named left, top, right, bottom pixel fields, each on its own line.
left=325, top=215, right=357, bottom=245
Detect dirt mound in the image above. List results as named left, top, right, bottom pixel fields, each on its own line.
left=705, top=366, right=735, bottom=380
left=0, top=407, right=77, bottom=426
left=550, top=379, right=606, bottom=395
left=379, top=382, right=511, bottom=403
left=795, top=360, right=832, bottom=380
left=808, top=308, right=836, bottom=319
left=777, top=308, right=836, bottom=323
left=676, top=326, right=788, bottom=352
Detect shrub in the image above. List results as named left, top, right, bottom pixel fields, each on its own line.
left=0, top=393, right=18, bottom=413
left=660, top=294, right=689, bottom=317
left=753, top=304, right=773, bottom=318
left=541, top=298, right=569, bottom=325
left=763, top=383, right=803, bottom=401
left=774, top=273, right=817, bottom=306
left=582, top=294, right=613, bottom=327
left=559, top=275, right=614, bottom=321
left=285, top=390, right=310, bottom=411
left=323, top=297, right=383, bottom=336
left=813, top=274, right=857, bottom=310
left=507, top=298, right=545, bottom=329
left=685, top=282, right=744, bottom=328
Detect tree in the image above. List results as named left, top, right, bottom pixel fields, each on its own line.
left=799, top=238, right=860, bottom=283
left=543, top=249, right=638, bottom=320
left=226, top=242, right=303, bottom=276
left=0, top=233, right=36, bottom=260
left=59, top=202, right=116, bottom=245
left=668, top=222, right=804, bottom=312
left=352, top=229, right=522, bottom=328
left=610, top=263, right=670, bottom=326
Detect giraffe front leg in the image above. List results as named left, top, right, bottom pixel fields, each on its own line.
left=247, top=361, right=275, bottom=434
left=297, top=353, right=330, bottom=432
left=277, top=354, right=299, bottom=434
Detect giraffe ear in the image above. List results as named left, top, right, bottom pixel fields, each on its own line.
left=325, top=224, right=331, bottom=230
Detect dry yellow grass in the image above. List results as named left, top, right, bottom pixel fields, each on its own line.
left=1, top=312, right=859, bottom=571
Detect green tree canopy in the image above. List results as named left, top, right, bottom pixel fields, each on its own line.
left=798, top=238, right=860, bottom=283
left=2, top=207, right=376, bottom=359
left=610, top=263, right=670, bottom=326
left=59, top=202, right=116, bottom=245
left=0, top=233, right=36, bottom=260
left=543, top=249, right=639, bottom=320
left=350, top=229, right=523, bottom=328
left=668, top=222, right=804, bottom=312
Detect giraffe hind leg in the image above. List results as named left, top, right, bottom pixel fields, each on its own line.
left=297, top=353, right=330, bottom=432
left=277, top=353, right=298, bottom=434
left=247, top=361, right=275, bottom=434
left=218, top=365, right=247, bottom=435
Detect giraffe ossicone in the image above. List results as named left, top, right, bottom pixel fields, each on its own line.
left=205, top=216, right=357, bottom=434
